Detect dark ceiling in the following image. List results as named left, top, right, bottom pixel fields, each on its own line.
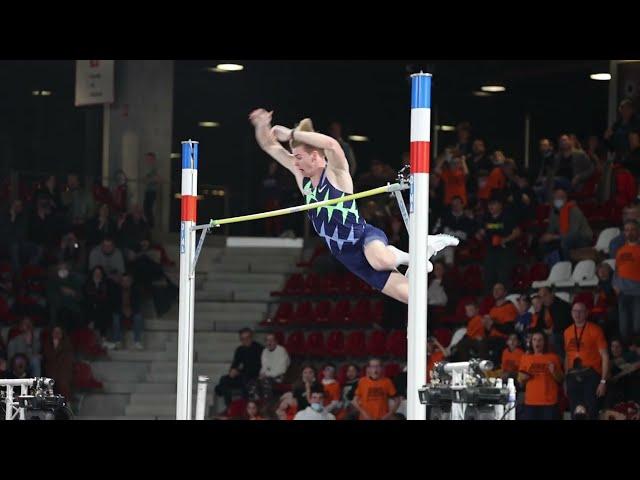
left=0, top=60, right=611, bottom=186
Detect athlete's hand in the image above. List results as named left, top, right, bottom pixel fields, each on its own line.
left=249, top=109, right=273, bottom=127
left=271, top=125, right=292, bottom=142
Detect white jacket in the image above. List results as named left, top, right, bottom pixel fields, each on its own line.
left=427, top=278, right=447, bottom=306
left=294, top=407, right=336, bottom=421
left=260, top=345, right=290, bottom=378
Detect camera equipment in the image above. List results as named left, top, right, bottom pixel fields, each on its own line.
left=0, top=377, right=71, bottom=420
left=418, top=359, right=516, bottom=420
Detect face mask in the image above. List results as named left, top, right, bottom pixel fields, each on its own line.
left=553, top=199, right=565, bottom=210
left=58, top=269, right=69, bottom=279
left=478, top=179, right=488, bottom=189
left=310, top=403, right=323, bottom=413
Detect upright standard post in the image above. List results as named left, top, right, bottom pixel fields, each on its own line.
left=195, top=375, right=209, bottom=420
left=407, top=73, right=431, bottom=420
left=176, top=140, right=198, bottom=420
left=524, top=113, right=531, bottom=170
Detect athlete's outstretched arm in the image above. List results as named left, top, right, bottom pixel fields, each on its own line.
left=249, top=109, right=303, bottom=192
left=272, top=125, right=350, bottom=174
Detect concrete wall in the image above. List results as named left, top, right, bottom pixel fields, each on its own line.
left=103, top=60, right=174, bottom=234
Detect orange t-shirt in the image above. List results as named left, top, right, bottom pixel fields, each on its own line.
left=486, top=167, right=506, bottom=193
left=519, top=352, right=563, bottom=406
left=489, top=302, right=518, bottom=337
left=355, top=376, right=397, bottom=420
left=477, top=167, right=505, bottom=201
left=440, top=168, right=467, bottom=206
left=558, top=201, right=576, bottom=236
left=563, top=322, right=607, bottom=375
left=466, top=315, right=485, bottom=339
left=616, top=244, right=640, bottom=282
left=490, top=302, right=518, bottom=323
left=323, top=380, right=341, bottom=406
left=427, top=350, right=445, bottom=382
left=501, top=347, right=524, bottom=374
left=283, top=404, right=298, bottom=421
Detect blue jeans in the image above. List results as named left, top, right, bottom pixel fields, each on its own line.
left=521, top=405, right=558, bottom=420
left=618, top=293, right=640, bottom=341
left=566, top=368, right=600, bottom=420
left=30, top=354, right=42, bottom=378
left=10, top=241, right=43, bottom=272
left=112, top=312, right=143, bottom=343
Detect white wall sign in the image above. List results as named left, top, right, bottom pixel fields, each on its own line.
left=75, top=60, right=115, bottom=106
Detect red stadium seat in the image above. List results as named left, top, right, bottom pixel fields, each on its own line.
left=274, top=331, right=285, bottom=346
left=351, top=299, right=372, bottom=325
left=385, top=330, right=407, bottom=358
left=455, top=237, right=486, bottom=263
left=271, top=302, right=293, bottom=326
left=326, top=331, right=345, bottom=357
left=512, top=264, right=531, bottom=291
left=384, top=362, right=402, bottom=379
left=0, top=297, right=18, bottom=324
left=372, top=300, right=384, bottom=323
left=328, top=299, right=351, bottom=325
left=323, top=272, right=343, bottom=295
left=271, top=273, right=304, bottom=296
left=342, top=272, right=360, bottom=295
left=443, top=265, right=463, bottom=289
left=366, top=330, right=387, bottom=357
left=313, top=300, right=332, bottom=325
left=292, top=301, right=313, bottom=325
left=8, top=325, right=21, bottom=341
left=296, top=244, right=329, bottom=269
left=345, top=331, right=366, bottom=358
left=462, top=264, right=484, bottom=294
left=529, top=263, right=550, bottom=284
left=573, top=292, right=594, bottom=311
left=284, top=331, right=306, bottom=356
left=72, top=361, right=103, bottom=390
left=225, top=398, right=248, bottom=419
left=478, top=295, right=495, bottom=315
left=70, top=328, right=106, bottom=358
left=305, top=331, right=326, bottom=357
left=433, top=327, right=453, bottom=348
left=571, top=172, right=600, bottom=202
left=337, top=364, right=350, bottom=384
left=303, top=272, right=322, bottom=296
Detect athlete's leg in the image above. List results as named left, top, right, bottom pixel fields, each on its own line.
left=381, top=271, right=409, bottom=304
left=364, top=240, right=409, bottom=272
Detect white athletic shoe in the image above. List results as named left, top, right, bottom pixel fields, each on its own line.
left=427, top=234, right=460, bottom=259
left=102, top=341, right=117, bottom=350
left=404, top=234, right=458, bottom=277
left=134, top=342, right=144, bottom=350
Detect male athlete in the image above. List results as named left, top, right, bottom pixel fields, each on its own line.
left=249, top=108, right=458, bottom=304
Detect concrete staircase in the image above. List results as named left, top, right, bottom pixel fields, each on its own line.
left=75, top=239, right=304, bottom=420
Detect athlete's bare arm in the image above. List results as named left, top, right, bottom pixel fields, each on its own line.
left=271, top=125, right=353, bottom=192
left=249, top=109, right=304, bottom=193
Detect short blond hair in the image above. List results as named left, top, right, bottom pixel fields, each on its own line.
left=290, top=118, right=315, bottom=150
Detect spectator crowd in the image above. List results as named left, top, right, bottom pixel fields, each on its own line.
left=238, top=104, right=640, bottom=420
left=0, top=155, right=178, bottom=410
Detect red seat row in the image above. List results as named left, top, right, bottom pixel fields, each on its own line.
left=271, top=271, right=375, bottom=297
left=262, top=299, right=385, bottom=327
left=511, top=262, right=551, bottom=292
left=282, top=329, right=407, bottom=359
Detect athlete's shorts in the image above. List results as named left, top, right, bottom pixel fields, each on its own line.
left=332, top=224, right=392, bottom=291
